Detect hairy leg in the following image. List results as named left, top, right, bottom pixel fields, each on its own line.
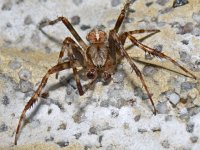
left=109, top=30, right=157, bottom=114
left=38, top=16, right=88, bottom=50
left=113, top=0, right=131, bottom=32
left=56, top=37, right=85, bottom=80
left=120, top=29, right=160, bottom=45
left=15, top=62, right=72, bottom=145
left=126, top=33, right=196, bottom=79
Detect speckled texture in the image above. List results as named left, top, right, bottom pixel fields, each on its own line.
left=0, top=0, right=200, bottom=150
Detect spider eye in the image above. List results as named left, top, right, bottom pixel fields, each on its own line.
left=87, top=69, right=96, bottom=79
left=103, top=72, right=111, bottom=81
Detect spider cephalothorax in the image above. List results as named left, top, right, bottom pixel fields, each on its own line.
left=14, top=0, right=196, bottom=145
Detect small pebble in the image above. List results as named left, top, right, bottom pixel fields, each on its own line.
left=74, top=133, right=82, bottom=139
left=153, top=44, right=163, bottom=52
left=146, top=2, right=153, bottom=7
left=0, top=123, right=8, bottom=132
left=156, top=101, right=169, bottom=114
left=18, top=69, right=32, bottom=81
left=71, top=16, right=80, bottom=25
left=161, top=140, right=170, bottom=148
left=138, top=128, right=147, bottom=133
left=30, top=119, right=40, bottom=129
left=181, top=82, right=197, bottom=92
left=173, top=0, right=189, bottom=8
left=142, top=65, right=158, bottom=77
left=111, top=0, right=121, bottom=7
left=24, top=15, right=33, bottom=25
left=1, top=1, right=12, bottom=11
left=151, top=126, right=161, bottom=132
left=111, top=109, right=119, bottom=118
left=179, top=51, right=191, bottom=63
left=56, top=141, right=69, bottom=148
left=112, top=70, right=125, bottom=83
left=45, top=136, right=54, bottom=142
left=2, top=95, right=10, bottom=106
left=80, top=25, right=91, bottom=30
left=178, top=22, right=193, bottom=34
left=57, top=123, right=66, bottom=130
left=156, top=0, right=169, bottom=6
left=134, top=114, right=141, bottom=122
left=9, top=59, right=22, bottom=70
left=134, top=86, right=148, bottom=100
left=89, top=126, right=97, bottom=135
left=192, top=12, right=200, bottom=23
left=181, top=40, right=189, bottom=45
left=186, top=122, right=194, bottom=133
left=167, top=92, right=180, bottom=105
left=19, top=80, right=33, bottom=93
left=73, top=0, right=82, bottom=5
left=190, top=136, right=198, bottom=143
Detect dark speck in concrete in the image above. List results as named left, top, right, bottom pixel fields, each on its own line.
left=111, top=109, right=119, bottom=118
left=134, top=86, right=148, bottom=100
left=173, top=0, right=189, bottom=8
left=111, top=0, right=121, bottom=7
left=24, top=15, right=33, bottom=25
left=143, top=65, right=158, bottom=77
left=2, top=95, right=10, bottom=106
left=74, top=133, right=82, bottom=139
left=161, top=140, right=170, bottom=148
left=57, top=123, right=66, bottom=130
left=19, top=80, right=33, bottom=93
left=56, top=141, right=69, bottom=148
left=177, top=22, right=194, bottom=34
left=16, top=0, right=24, bottom=4
left=190, top=136, right=198, bottom=143
left=186, top=122, right=194, bottom=133
left=73, top=0, right=83, bottom=6
left=179, top=51, right=191, bottom=63
left=181, top=82, right=197, bottom=92
left=181, top=40, right=189, bottom=45
left=9, top=59, right=22, bottom=70
left=45, top=136, right=54, bottom=142
left=0, top=123, right=8, bottom=132
left=1, top=1, right=12, bottom=11
left=71, top=16, right=80, bottom=25
left=146, top=2, right=153, bottom=7
left=18, top=68, right=32, bottom=81
left=80, top=25, right=91, bottom=30
left=6, top=22, right=12, bottom=28
left=89, top=126, right=97, bottom=135
left=156, top=0, right=169, bottom=6
left=153, top=44, right=163, bottom=52
left=159, top=7, right=174, bottom=14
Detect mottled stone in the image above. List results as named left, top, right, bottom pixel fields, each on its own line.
left=142, top=65, right=158, bottom=77
left=156, top=101, right=169, bottom=114
left=1, top=1, right=12, bottom=11
left=0, top=123, right=8, bottom=132
left=2, top=95, right=10, bottom=106
left=24, top=15, right=33, bottom=25
left=19, top=80, right=33, bottom=93
left=9, top=59, right=22, bottom=70
left=111, top=0, right=121, bottom=7
left=18, top=68, right=32, bottom=81
left=190, top=136, right=198, bottom=143
left=186, top=122, right=194, bottom=133
left=56, top=141, right=69, bottom=147
left=167, top=92, right=180, bottom=105
left=71, top=16, right=80, bottom=25
left=173, top=0, right=189, bottom=8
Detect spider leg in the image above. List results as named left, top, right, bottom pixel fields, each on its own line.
left=120, top=29, right=160, bottom=45
left=15, top=62, right=72, bottom=145
left=63, top=37, right=85, bottom=95
left=126, top=33, right=197, bottom=79
left=56, top=37, right=85, bottom=80
left=113, top=0, right=131, bottom=32
left=38, top=16, right=88, bottom=50
left=109, top=30, right=157, bottom=115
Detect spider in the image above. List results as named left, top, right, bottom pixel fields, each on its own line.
left=14, top=0, right=196, bottom=145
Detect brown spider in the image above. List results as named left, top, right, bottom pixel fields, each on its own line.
left=14, top=0, right=196, bottom=145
